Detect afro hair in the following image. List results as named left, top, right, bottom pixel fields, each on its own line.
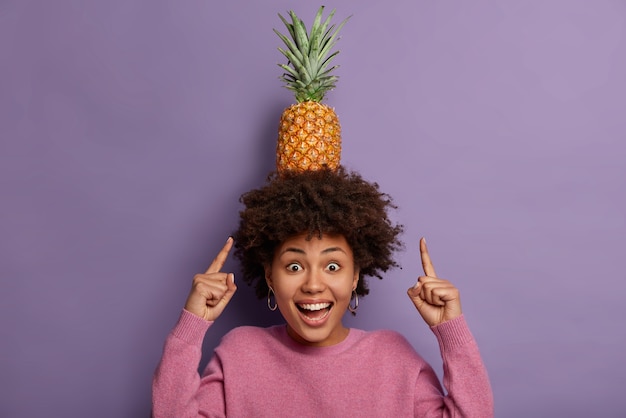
left=232, top=166, right=404, bottom=298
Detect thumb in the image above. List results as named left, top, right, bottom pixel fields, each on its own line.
left=221, top=273, right=237, bottom=304
left=407, top=284, right=425, bottom=309
left=207, top=273, right=237, bottom=321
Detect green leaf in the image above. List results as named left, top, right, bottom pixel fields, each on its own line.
left=290, top=11, right=310, bottom=55
left=275, top=6, right=349, bottom=100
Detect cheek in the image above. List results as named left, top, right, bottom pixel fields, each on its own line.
left=337, top=289, right=353, bottom=302
left=271, top=276, right=298, bottom=298
left=334, top=276, right=357, bottom=299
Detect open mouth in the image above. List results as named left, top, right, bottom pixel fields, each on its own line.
left=297, top=302, right=333, bottom=321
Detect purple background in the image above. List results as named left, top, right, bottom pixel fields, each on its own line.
left=2, top=1, right=625, bottom=417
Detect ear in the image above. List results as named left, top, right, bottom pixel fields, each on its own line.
left=352, top=268, right=360, bottom=291
left=264, top=264, right=272, bottom=287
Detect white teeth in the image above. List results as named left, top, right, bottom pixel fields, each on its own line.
left=298, top=302, right=331, bottom=311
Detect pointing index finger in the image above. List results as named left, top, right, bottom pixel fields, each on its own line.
left=206, top=237, right=234, bottom=274
left=420, top=237, right=437, bottom=278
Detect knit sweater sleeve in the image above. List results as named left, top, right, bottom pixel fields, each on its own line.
left=417, top=314, right=494, bottom=418
left=152, top=310, right=226, bottom=418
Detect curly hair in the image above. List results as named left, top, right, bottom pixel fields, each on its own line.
left=232, top=166, right=404, bottom=299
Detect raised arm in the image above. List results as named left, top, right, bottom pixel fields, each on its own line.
left=152, top=237, right=236, bottom=418
left=407, top=238, right=494, bottom=417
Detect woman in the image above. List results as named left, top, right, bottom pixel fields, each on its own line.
left=152, top=167, right=494, bottom=417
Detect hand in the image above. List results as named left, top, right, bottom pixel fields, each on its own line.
left=184, top=237, right=237, bottom=321
left=407, top=238, right=462, bottom=327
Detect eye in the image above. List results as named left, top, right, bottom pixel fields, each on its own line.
left=287, top=263, right=302, bottom=272
left=326, top=262, right=341, bottom=272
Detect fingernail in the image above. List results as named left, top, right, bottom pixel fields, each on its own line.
left=230, top=273, right=235, bottom=283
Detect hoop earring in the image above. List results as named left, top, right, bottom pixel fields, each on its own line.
left=348, top=290, right=359, bottom=316
left=267, top=286, right=277, bottom=311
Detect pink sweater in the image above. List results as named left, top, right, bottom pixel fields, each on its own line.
left=153, top=310, right=493, bottom=417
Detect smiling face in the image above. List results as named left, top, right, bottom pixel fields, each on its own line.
left=265, top=233, right=359, bottom=347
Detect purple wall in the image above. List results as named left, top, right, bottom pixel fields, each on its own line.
left=2, top=1, right=625, bottom=416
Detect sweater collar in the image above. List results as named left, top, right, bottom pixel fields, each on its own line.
left=270, top=324, right=364, bottom=356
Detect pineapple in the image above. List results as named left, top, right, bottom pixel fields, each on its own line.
left=274, top=6, right=349, bottom=173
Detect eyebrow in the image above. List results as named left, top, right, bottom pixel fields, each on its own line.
left=280, top=246, right=347, bottom=256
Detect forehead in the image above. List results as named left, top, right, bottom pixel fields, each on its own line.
left=275, top=233, right=353, bottom=255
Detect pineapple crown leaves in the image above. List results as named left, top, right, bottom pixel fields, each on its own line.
left=274, top=6, right=351, bottom=103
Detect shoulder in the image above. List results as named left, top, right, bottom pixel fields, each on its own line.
left=220, top=325, right=275, bottom=345
left=350, top=329, right=430, bottom=378
left=215, top=325, right=285, bottom=354
left=361, top=328, right=412, bottom=345
left=214, top=325, right=284, bottom=365
left=355, top=329, right=423, bottom=359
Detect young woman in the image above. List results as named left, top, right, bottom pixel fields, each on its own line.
left=152, top=167, right=494, bottom=417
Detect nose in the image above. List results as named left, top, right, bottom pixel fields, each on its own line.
left=301, top=268, right=326, bottom=293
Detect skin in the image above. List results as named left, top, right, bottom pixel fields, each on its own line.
left=406, top=238, right=463, bottom=327
left=184, top=237, right=237, bottom=322
left=184, top=235, right=462, bottom=343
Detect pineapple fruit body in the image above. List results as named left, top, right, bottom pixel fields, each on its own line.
left=277, top=101, right=341, bottom=172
